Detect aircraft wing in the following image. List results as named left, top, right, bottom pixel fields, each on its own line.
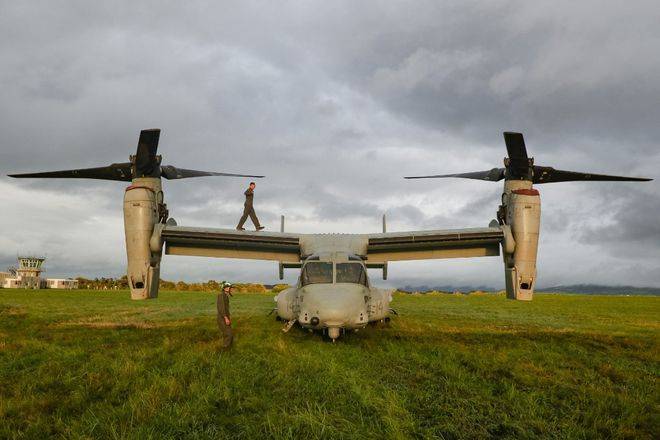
left=364, top=227, right=504, bottom=263
left=161, top=225, right=504, bottom=264
left=162, top=226, right=302, bottom=262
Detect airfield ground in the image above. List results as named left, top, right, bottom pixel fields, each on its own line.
left=0, top=289, right=657, bottom=439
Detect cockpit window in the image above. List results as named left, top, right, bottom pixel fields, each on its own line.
left=336, top=263, right=367, bottom=286
left=301, top=262, right=333, bottom=285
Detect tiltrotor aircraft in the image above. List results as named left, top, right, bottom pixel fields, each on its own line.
left=9, top=129, right=651, bottom=340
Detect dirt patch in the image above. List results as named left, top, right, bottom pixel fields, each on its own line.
left=0, top=306, right=27, bottom=317
left=55, top=320, right=158, bottom=329
left=53, top=317, right=201, bottom=330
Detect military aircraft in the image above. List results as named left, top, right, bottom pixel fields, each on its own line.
left=9, top=129, right=651, bottom=340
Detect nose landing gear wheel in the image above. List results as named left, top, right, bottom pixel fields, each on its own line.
left=327, top=327, right=340, bottom=341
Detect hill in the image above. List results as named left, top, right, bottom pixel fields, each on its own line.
left=537, top=284, right=660, bottom=296
left=401, top=283, right=660, bottom=296
left=0, top=289, right=658, bottom=438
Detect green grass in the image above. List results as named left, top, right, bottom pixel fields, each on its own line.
left=0, top=289, right=658, bottom=439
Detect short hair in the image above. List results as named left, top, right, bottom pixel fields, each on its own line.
left=249, top=181, right=256, bottom=186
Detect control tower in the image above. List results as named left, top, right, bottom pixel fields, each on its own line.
left=1, top=256, right=77, bottom=289
left=16, top=256, right=46, bottom=289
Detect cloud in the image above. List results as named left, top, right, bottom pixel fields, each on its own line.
left=579, top=187, right=660, bottom=259
left=0, top=1, right=658, bottom=287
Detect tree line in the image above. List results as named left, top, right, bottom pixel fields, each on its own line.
left=75, top=276, right=289, bottom=293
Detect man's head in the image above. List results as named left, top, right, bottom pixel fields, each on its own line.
left=221, top=281, right=233, bottom=295
left=249, top=182, right=256, bottom=190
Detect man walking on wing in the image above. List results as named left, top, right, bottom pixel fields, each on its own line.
left=236, top=181, right=265, bottom=231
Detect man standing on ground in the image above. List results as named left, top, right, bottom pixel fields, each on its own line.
left=236, top=181, right=265, bottom=231
left=217, top=281, right=234, bottom=350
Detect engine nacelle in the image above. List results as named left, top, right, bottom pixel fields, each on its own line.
left=502, top=181, right=541, bottom=301
left=123, top=177, right=164, bottom=300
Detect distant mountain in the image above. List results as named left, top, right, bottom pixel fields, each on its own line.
left=399, top=284, right=498, bottom=293
left=536, top=284, right=660, bottom=296
left=399, top=284, right=660, bottom=296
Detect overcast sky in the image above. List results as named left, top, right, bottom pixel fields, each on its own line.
left=1, top=1, right=658, bottom=289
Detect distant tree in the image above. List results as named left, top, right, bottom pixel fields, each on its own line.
left=71, top=276, right=287, bottom=293
left=160, top=279, right=176, bottom=290
left=76, top=276, right=93, bottom=290
left=206, top=280, right=220, bottom=291
left=271, top=284, right=290, bottom=293
left=231, top=283, right=267, bottom=294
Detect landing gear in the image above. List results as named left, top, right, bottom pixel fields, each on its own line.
left=327, top=327, right=340, bottom=341
left=369, top=316, right=392, bottom=327
left=282, top=319, right=296, bottom=333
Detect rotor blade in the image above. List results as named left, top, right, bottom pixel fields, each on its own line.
left=8, top=163, right=133, bottom=181
left=503, top=132, right=528, bottom=159
left=135, top=128, right=161, bottom=177
left=404, top=168, right=505, bottom=181
left=533, top=166, right=652, bottom=184
left=503, top=132, right=533, bottom=179
left=160, top=165, right=265, bottom=180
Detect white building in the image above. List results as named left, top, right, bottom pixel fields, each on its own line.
left=0, top=271, right=11, bottom=286
left=46, top=278, right=79, bottom=289
left=1, top=257, right=78, bottom=289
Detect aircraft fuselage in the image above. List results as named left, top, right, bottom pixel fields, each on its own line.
left=274, top=254, right=392, bottom=340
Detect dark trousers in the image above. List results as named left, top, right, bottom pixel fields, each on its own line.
left=217, top=293, right=233, bottom=349
left=237, top=204, right=261, bottom=229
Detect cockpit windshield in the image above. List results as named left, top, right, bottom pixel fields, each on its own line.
left=301, top=262, right=333, bottom=285
left=336, top=263, right=367, bottom=286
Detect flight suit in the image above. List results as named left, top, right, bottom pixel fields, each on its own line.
left=216, top=290, right=233, bottom=349
left=236, top=188, right=262, bottom=229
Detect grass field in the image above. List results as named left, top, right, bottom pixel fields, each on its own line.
left=0, top=289, right=658, bottom=439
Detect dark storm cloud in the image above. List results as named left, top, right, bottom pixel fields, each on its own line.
left=344, top=2, right=660, bottom=151
left=1, top=1, right=658, bottom=286
left=579, top=187, right=660, bottom=258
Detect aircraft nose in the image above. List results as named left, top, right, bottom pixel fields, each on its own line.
left=300, top=285, right=368, bottom=327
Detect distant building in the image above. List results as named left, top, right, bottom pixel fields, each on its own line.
left=14, top=256, right=46, bottom=289
left=46, top=278, right=79, bottom=289
left=1, top=257, right=78, bottom=289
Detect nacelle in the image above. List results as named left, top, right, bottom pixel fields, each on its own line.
left=123, top=177, right=164, bottom=299
left=502, top=181, right=541, bottom=301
